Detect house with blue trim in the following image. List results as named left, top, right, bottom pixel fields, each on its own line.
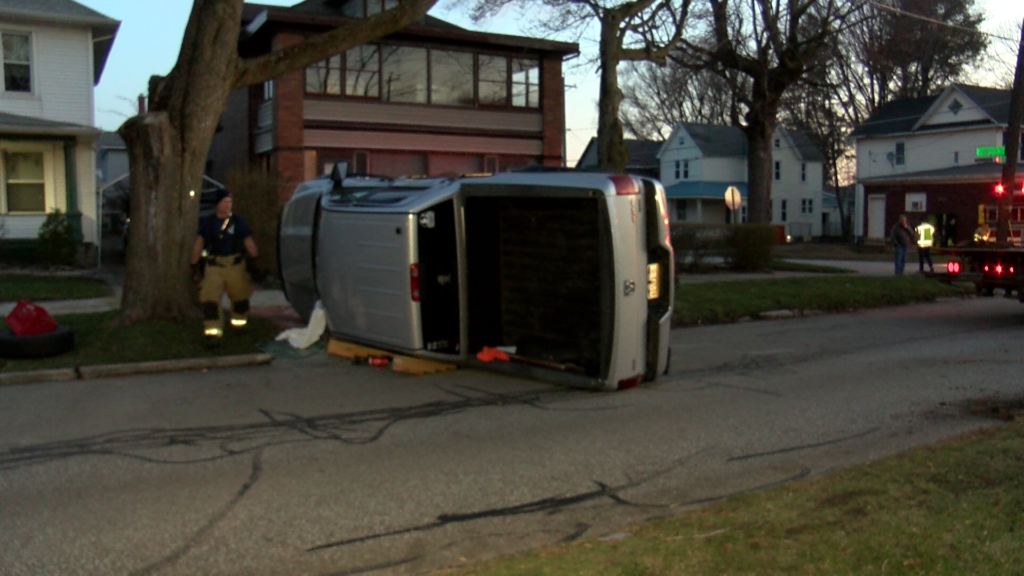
left=657, top=123, right=836, bottom=237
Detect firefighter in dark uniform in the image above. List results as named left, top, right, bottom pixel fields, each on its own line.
left=190, top=188, right=260, bottom=346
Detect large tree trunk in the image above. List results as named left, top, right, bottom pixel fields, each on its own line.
left=596, top=19, right=628, bottom=173
left=118, top=0, right=241, bottom=323
left=118, top=115, right=198, bottom=322
left=744, top=98, right=776, bottom=224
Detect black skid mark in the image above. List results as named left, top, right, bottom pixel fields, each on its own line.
left=128, top=450, right=264, bottom=576
left=727, top=427, right=880, bottom=462
left=307, top=451, right=708, bottom=553
left=0, top=387, right=581, bottom=472
left=558, top=523, right=590, bottom=543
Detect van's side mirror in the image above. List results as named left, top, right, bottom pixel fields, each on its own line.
left=330, top=161, right=348, bottom=183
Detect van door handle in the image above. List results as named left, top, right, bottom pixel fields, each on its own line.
left=624, top=280, right=636, bottom=296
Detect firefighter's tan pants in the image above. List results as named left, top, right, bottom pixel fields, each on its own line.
left=199, top=255, right=252, bottom=337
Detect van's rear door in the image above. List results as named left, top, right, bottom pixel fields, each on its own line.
left=607, top=175, right=648, bottom=388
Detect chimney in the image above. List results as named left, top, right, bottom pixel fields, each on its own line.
left=137, top=94, right=146, bottom=114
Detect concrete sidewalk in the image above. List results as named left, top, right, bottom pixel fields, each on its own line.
left=675, top=258, right=896, bottom=283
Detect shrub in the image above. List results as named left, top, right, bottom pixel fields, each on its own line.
left=224, top=167, right=283, bottom=280
left=727, top=224, right=775, bottom=272
left=36, top=210, right=76, bottom=266
left=671, top=223, right=730, bottom=271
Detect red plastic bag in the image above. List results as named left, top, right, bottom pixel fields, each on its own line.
left=5, top=300, right=57, bottom=336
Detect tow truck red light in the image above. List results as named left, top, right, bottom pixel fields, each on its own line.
left=996, top=264, right=1004, bottom=274
left=984, top=264, right=990, bottom=273
left=995, top=183, right=1005, bottom=195
left=947, top=261, right=961, bottom=274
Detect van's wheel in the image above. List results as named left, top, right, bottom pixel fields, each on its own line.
left=0, top=326, right=75, bottom=360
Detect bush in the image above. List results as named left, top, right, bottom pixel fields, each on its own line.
left=671, top=223, right=730, bottom=271
left=224, top=167, right=282, bottom=280
left=727, top=224, right=775, bottom=272
left=36, top=210, right=76, bottom=266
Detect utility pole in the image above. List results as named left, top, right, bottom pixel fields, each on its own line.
left=997, top=18, right=1024, bottom=244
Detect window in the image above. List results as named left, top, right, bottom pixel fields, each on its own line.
left=346, top=45, right=380, bottom=97
left=260, top=80, right=273, bottom=101
left=905, top=192, right=926, bottom=213
left=430, top=50, right=473, bottom=106
left=484, top=155, right=499, bottom=174
left=306, top=55, right=342, bottom=95
left=800, top=162, right=807, bottom=183
left=678, top=135, right=685, bottom=146
left=894, top=141, right=906, bottom=166
left=774, top=161, right=781, bottom=181
left=675, top=200, right=686, bottom=221
left=683, top=160, right=689, bottom=179
left=511, top=58, right=540, bottom=108
left=3, top=151, right=45, bottom=213
left=2, top=32, right=31, bottom=93
left=381, top=46, right=427, bottom=103
left=801, top=198, right=813, bottom=214
left=740, top=204, right=747, bottom=223
left=954, top=151, right=959, bottom=164
left=477, top=54, right=508, bottom=106
left=774, top=137, right=780, bottom=148
left=780, top=199, right=787, bottom=222
left=673, top=160, right=680, bottom=180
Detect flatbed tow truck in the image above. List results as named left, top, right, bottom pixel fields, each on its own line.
left=934, top=242, right=1024, bottom=300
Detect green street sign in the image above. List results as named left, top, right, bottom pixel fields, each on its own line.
left=976, top=146, right=1006, bottom=157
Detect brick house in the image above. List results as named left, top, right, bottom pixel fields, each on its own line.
left=851, top=83, right=1024, bottom=246
left=206, top=0, right=578, bottom=202
left=0, top=0, right=118, bottom=262
left=655, top=123, right=833, bottom=237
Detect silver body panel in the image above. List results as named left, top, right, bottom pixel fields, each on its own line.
left=280, top=171, right=674, bottom=390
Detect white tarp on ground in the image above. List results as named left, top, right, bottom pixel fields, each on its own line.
left=275, top=301, right=326, bottom=349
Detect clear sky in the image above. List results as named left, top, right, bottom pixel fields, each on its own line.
left=78, top=0, right=1024, bottom=166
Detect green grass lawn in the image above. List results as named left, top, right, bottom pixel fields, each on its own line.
left=674, top=275, right=972, bottom=326
left=0, top=311, right=280, bottom=372
left=445, top=407, right=1024, bottom=575
left=0, top=273, right=111, bottom=302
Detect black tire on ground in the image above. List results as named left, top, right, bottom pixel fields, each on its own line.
left=0, top=325, right=75, bottom=360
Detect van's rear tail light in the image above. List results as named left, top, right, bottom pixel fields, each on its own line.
left=617, top=375, right=642, bottom=390
left=947, top=261, right=961, bottom=275
left=610, top=175, right=639, bottom=195
left=410, top=264, right=421, bottom=302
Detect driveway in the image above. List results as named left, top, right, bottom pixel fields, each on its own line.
left=1, top=297, right=1022, bottom=575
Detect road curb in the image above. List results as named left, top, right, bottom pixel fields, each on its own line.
left=0, top=353, right=273, bottom=387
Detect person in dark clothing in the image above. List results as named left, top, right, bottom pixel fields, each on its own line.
left=890, top=214, right=915, bottom=275
left=189, top=188, right=260, bottom=347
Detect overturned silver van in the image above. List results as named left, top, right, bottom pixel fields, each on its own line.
left=278, top=168, right=673, bottom=390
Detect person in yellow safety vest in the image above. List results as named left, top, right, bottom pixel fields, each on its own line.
left=189, top=188, right=261, bottom=347
left=915, top=220, right=935, bottom=274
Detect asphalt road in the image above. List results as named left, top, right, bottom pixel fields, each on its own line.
left=2, top=296, right=1023, bottom=576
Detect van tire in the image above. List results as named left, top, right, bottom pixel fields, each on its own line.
left=0, top=326, right=75, bottom=360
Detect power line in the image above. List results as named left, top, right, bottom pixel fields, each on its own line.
left=865, top=0, right=1018, bottom=43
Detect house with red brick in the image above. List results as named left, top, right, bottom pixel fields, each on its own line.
left=851, top=83, right=1024, bottom=246
left=206, top=0, right=578, bottom=202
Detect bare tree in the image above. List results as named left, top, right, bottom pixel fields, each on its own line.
left=118, top=0, right=436, bottom=323
left=467, top=0, right=692, bottom=171
left=674, top=0, right=858, bottom=224
left=997, top=17, right=1024, bottom=244
left=620, top=62, right=741, bottom=139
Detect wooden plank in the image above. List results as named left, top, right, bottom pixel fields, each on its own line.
left=327, top=338, right=390, bottom=359
left=391, top=355, right=457, bottom=375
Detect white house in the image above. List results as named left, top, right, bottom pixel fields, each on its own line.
left=0, top=0, right=119, bottom=262
left=656, top=123, right=833, bottom=238
left=850, top=83, right=1021, bottom=246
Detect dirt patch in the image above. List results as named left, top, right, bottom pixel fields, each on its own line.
left=963, top=397, right=1024, bottom=422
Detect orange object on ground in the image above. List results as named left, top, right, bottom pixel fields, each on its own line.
left=476, top=346, right=510, bottom=362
